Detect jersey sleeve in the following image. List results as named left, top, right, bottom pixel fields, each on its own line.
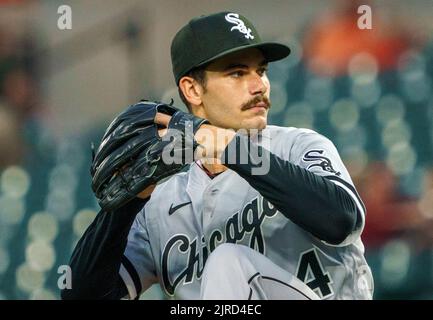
left=119, top=206, right=158, bottom=299
left=288, top=130, right=366, bottom=246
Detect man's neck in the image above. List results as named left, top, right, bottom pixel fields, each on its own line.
left=200, top=160, right=228, bottom=175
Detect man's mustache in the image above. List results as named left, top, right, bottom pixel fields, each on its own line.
left=241, top=96, right=271, bottom=111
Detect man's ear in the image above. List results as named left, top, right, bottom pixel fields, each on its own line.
left=178, top=76, right=203, bottom=107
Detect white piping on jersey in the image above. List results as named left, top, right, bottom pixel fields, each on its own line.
left=119, top=263, right=137, bottom=299
left=329, top=180, right=365, bottom=218
left=323, top=180, right=366, bottom=247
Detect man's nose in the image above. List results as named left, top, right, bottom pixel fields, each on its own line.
left=249, top=73, right=267, bottom=96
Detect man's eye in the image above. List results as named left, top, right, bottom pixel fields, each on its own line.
left=229, top=70, right=244, bottom=77
left=257, top=68, right=268, bottom=76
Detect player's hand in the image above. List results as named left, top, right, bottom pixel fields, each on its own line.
left=137, top=184, right=156, bottom=199
left=194, top=124, right=236, bottom=161
left=154, top=112, right=236, bottom=162
left=154, top=112, right=171, bottom=136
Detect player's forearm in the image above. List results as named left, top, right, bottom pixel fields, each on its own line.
left=61, top=198, right=147, bottom=299
left=221, top=134, right=358, bottom=245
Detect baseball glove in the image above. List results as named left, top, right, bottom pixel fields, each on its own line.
left=90, top=100, right=209, bottom=212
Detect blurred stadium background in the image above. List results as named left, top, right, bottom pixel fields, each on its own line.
left=0, top=0, right=433, bottom=299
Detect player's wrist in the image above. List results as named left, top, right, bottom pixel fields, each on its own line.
left=194, top=124, right=236, bottom=160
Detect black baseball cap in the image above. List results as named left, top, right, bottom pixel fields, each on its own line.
left=171, top=11, right=291, bottom=84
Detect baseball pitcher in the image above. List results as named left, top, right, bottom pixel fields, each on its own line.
left=62, top=11, right=373, bottom=300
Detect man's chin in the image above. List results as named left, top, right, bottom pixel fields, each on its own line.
left=236, top=118, right=267, bottom=132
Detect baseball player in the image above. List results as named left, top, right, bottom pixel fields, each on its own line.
left=62, top=11, right=373, bottom=300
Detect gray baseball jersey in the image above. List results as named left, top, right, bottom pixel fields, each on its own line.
left=119, top=125, right=373, bottom=300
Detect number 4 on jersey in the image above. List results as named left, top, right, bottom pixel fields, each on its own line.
left=296, top=248, right=334, bottom=299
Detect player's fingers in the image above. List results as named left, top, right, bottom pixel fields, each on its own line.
left=154, top=112, right=171, bottom=127
left=158, top=128, right=168, bottom=137
left=137, top=184, right=156, bottom=199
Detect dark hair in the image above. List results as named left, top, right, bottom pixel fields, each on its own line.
left=178, top=66, right=207, bottom=113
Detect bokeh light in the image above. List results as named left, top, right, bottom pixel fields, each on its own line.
left=25, top=241, right=56, bottom=272
left=27, top=212, right=59, bottom=243
left=48, top=164, right=78, bottom=195
left=1, top=166, right=30, bottom=198
left=401, top=71, right=431, bottom=104
left=351, top=77, right=381, bottom=108
left=56, top=141, right=86, bottom=169
left=16, top=263, right=46, bottom=293
left=336, top=125, right=367, bottom=149
left=376, top=95, right=405, bottom=126
left=45, top=189, right=75, bottom=221
left=380, top=240, right=411, bottom=289
left=0, top=195, right=25, bottom=226
left=398, top=50, right=427, bottom=76
left=386, top=142, right=417, bottom=176
left=329, top=98, right=360, bottom=132
left=304, top=76, right=334, bottom=112
left=381, top=120, right=411, bottom=149
left=348, top=52, right=379, bottom=82
left=284, top=102, right=314, bottom=129
left=398, top=50, right=431, bottom=103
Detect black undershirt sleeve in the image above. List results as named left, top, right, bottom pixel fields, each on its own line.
left=221, top=134, right=359, bottom=245
left=60, top=198, right=148, bottom=300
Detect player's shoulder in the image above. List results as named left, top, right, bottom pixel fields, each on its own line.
left=265, top=124, right=318, bottom=137
left=264, top=125, right=332, bottom=147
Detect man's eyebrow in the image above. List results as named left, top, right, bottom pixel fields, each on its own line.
left=223, top=63, right=248, bottom=71
left=223, top=60, right=268, bottom=71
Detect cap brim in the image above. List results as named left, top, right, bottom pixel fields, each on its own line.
left=195, top=42, right=291, bottom=69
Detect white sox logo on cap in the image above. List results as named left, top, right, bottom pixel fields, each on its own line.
left=225, top=13, right=254, bottom=40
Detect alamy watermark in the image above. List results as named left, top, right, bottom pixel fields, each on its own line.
left=57, top=265, right=72, bottom=290
left=357, top=5, right=372, bottom=30
left=160, top=124, right=271, bottom=176
left=57, top=5, right=72, bottom=30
